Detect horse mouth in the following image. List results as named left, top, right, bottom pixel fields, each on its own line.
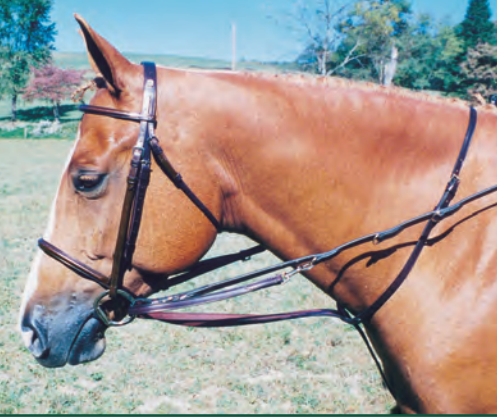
left=32, top=314, right=107, bottom=368
left=67, top=315, right=107, bottom=366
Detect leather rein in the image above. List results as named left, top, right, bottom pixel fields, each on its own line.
left=38, top=62, right=497, bottom=332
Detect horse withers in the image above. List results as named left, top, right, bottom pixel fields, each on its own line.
left=19, top=15, right=496, bottom=414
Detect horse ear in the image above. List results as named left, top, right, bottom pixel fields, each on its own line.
left=74, top=14, right=132, bottom=95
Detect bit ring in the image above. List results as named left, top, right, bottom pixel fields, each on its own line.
left=93, top=289, right=136, bottom=327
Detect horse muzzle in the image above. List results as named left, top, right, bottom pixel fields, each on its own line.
left=20, top=302, right=107, bottom=368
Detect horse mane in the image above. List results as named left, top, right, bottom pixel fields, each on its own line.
left=71, top=75, right=112, bottom=103
left=237, top=70, right=497, bottom=114
left=72, top=65, right=497, bottom=114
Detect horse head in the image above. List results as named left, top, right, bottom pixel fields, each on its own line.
left=19, top=15, right=220, bottom=368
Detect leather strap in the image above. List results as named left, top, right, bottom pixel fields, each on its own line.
left=164, top=244, right=265, bottom=289
left=139, top=309, right=353, bottom=327
left=107, top=62, right=157, bottom=299
left=150, top=137, right=221, bottom=231
left=123, top=63, right=156, bottom=270
left=351, top=107, right=478, bottom=324
left=78, top=104, right=155, bottom=123
left=38, top=238, right=111, bottom=289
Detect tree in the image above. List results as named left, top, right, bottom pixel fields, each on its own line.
left=291, top=0, right=353, bottom=76
left=23, top=65, right=86, bottom=122
left=339, top=0, right=412, bottom=86
left=451, top=0, right=497, bottom=98
left=0, top=0, right=56, bottom=121
left=293, top=0, right=412, bottom=83
left=291, top=0, right=494, bottom=99
left=457, top=0, right=496, bottom=50
left=394, top=16, right=464, bottom=93
left=460, top=42, right=497, bottom=102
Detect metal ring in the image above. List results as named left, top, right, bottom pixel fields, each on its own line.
left=93, top=290, right=136, bottom=327
left=373, top=234, right=380, bottom=246
left=431, top=210, right=442, bottom=223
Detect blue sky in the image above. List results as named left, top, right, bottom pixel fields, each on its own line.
left=52, top=0, right=497, bottom=62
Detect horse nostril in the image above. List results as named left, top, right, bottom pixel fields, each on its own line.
left=21, top=316, right=50, bottom=360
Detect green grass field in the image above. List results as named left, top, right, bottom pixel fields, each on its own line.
left=0, top=139, right=393, bottom=414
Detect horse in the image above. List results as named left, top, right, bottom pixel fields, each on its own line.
left=19, top=15, right=496, bottom=414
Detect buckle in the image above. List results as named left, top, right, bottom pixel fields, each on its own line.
left=283, top=257, right=318, bottom=282
left=132, top=146, right=144, bottom=159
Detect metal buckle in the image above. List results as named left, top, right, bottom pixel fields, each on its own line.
left=132, top=146, right=144, bottom=159
left=283, top=257, right=318, bottom=282
left=93, top=289, right=136, bottom=327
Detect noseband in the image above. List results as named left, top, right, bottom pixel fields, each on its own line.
left=38, top=62, right=497, bottom=333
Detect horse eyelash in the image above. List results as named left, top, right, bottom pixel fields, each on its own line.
left=73, top=172, right=108, bottom=198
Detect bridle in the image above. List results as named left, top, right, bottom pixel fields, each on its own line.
left=38, top=61, right=242, bottom=325
left=38, top=61, right=496, bottom=339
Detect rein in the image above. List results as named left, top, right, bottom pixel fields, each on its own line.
left=38, top=61, right=496, bottom=345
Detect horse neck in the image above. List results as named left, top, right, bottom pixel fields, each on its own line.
left=163, top=70, right=491, bottom=306
left=160, top=71, right=497, bottom=413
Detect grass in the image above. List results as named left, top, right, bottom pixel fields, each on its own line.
left=0, top=140, right=394, bottom=414
left=0, top=99, right=81, bottom=140
left=0, top=121, right=79, bottom=140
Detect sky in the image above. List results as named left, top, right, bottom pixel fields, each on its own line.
left=51, top=0, right=498, bottom=62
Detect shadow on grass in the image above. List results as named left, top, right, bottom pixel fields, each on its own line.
left=0, top=104, right=80, bottom=122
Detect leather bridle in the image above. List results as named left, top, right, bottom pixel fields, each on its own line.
left=38, top=61, right=497, bottom=332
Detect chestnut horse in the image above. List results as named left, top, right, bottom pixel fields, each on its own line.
left=20, top=15, right=496, bottom=414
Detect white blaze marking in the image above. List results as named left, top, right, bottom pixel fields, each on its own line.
left=19, top=129, right=82, bottom=336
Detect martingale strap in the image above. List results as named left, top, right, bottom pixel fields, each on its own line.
left=129, top=188, right=497, bottom=325
left=347, top=108, right=478, bottom=323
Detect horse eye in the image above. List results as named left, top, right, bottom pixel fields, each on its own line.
left=73, top=172, right=108, bottom=196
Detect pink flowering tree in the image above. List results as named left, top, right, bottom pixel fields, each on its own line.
left=23, top=65, right=86, bottom=122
